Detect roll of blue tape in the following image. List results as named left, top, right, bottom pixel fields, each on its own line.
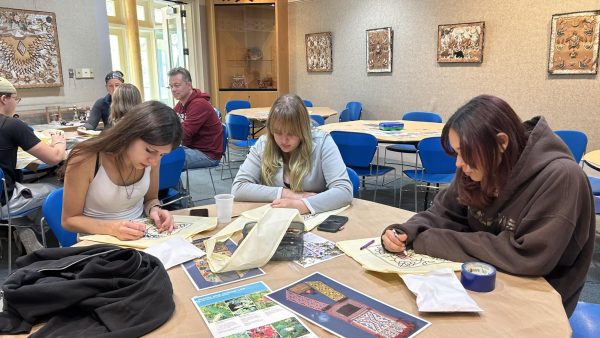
left=460, top=262, right=496, bottom=292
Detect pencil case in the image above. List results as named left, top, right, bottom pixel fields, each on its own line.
left=379, top=122, right=404, bottom=131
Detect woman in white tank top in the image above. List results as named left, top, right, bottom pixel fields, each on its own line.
left=61, top=101, right=183, bottom=241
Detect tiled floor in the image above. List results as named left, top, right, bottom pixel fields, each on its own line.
left=2, top=147, right=599, bottom=305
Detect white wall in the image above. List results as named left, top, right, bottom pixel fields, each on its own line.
left=0, top=0, right=112, bottom=115
left=289, top=0, right=600, bottom=149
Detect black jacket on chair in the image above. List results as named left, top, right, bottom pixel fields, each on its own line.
left=0, top=244, right=174, bottom=337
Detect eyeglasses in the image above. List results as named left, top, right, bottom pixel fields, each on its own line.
left=12, top=95, right=21, bottom=103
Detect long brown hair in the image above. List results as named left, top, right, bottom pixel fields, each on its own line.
left=261, top=94, right=313, bottom=191
left=441, top=95, right=528, bottom=208
left=62, top=101, right=182, bottom=175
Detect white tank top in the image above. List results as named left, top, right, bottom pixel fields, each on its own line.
left=83, top=165, right=151, bottom=220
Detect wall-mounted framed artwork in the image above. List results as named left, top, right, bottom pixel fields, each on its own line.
left=306, top=32, right=332, bottom=72
left=548, top=10, right=600, bottom=74
left=366, top=27, right=393, bottom=73
left=437, top=21, right=485, bottom=63
left=0, top=7, right=63, bottom=88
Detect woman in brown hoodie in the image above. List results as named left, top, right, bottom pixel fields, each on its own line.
left=382, top=95, right=595, bottom=317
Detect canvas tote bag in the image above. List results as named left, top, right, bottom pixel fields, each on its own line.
left=205, top=207, right=302, bottom=273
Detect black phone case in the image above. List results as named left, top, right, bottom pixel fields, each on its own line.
left=317, top=215, right=348, bottom=232
left=189, top=208, right=209, bottom=217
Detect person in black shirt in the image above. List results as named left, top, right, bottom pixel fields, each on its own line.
left=0, top=77, right=66, bottom=223
left=81, top=70, right=124, bottom=130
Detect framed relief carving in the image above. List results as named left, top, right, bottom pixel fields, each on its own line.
left=437, top=22, right=484, bottom=63
left=306, top=32, right=332, bottom=72
left=366, top=27, right=393, bottom=73
left=0, top=7, right=63, bottom=88
left=548, top=11, right=600, bottom=74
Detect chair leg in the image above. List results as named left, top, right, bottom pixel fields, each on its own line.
left=424, top=183, right=430, bottom=211
left=414, top=180, right=418, bottom=212
left=40, top=219, right=46, bottom=248
left=208, top=168, right=217, bottom=196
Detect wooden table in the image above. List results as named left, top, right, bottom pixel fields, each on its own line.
left=584, top=150, right=600, bottom=171
left=103, top=199, right=567, bottom=337
left=16, top=131, right=85, bottom=170
left=230, top=106, right=338, bottom=122
left=319, top=120, right=444, bottom=144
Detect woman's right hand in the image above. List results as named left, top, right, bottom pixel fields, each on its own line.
left=113, top=220, right=146, bottom=240
left=382, top=229, right=408, bottom=253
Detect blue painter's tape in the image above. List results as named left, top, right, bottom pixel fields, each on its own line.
left=460, top=262, right=496, bottom=292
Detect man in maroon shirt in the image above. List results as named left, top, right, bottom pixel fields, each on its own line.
left=168, top=67, right=223, bottom=168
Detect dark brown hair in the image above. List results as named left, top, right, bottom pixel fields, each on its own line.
left=62, top=101, right=182, bottom=175
left=441, top=95, right=528, bottom=208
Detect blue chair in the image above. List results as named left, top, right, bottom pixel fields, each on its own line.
left=346, top=101, right=362, bottom=120
left=226, top=114, right=257, bottom=149
left=214, top=107, right=222, bottom=120
left=41, top=188, right=77, bottom=247
left=1, top=169, right=48, bottom=273
left=338, top=108, right=351, bottom=122
left=331, top=131, right=396, bottom=203
left=555, top=130, right=587, bottom=164
left=595, top=196, right=600, bottom=215
left=346, top=167, right=360, bottom=198
left=158, top=146, right=190, bottom=208
left=303, top=99, right=313, bottom=108
left=310, top=115, right=325, bottom=126
left=569, top=302, right=600, bottom=338
left=589, top=176, right=600, bottom=196
left=225, top=100, right=251, bottom=113
left=384, top=112, right=443, bottom=196
left=403, top=137, right=456, bottom=211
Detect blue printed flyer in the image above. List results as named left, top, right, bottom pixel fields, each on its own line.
left=182, top=237, right=265, bottom=291
left=192, top=281, right=317, bottom=338
left=266, top=272, right=430, bottom=338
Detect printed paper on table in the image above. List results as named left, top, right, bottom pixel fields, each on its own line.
left=81, top=215, right=217, bottom=249
left=192, top=281, right=316, bottom=338
left=337, top=237, right=462, bottom=274
left=267, top=272, right=430, bottom=338
left=294, top=232, right=344, bottom=268
left=182, top=237, right=265, bottom=291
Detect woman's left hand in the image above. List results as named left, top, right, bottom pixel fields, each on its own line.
left=150, top=207, right=174, bottom=232
left=271, top=198, right=310, bottom=214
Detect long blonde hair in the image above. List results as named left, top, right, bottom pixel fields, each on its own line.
left=261, top=94, right=313, bottom=192
left=109, top=83, right=142, bottom=125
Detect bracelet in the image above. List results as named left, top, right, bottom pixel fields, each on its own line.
left=146, top=203, right=161, bottom=215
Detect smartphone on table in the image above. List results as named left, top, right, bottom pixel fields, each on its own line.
left=189, top=208, right=209, bottom=217
left=317, top=215, right=348, bottom=233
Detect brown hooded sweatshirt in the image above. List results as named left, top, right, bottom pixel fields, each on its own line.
left=385, top=116, right=595, bottom=316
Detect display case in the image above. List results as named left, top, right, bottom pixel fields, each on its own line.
left=207, top=0, right=288, bottom=114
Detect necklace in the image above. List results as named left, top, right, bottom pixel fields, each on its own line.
left=117, top=161, right=136, bottom=200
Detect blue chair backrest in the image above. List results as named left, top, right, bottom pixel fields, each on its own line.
left=225, top=100, right=251, bottom=113
left=346, top=101, right=362, bottom=120
left=346, top=167, right=360, bottom=197
left=403, top=112, right=443, bottom=123
left=330, top=131, right=377, bottom=168
left=569, top=302, right=600, bottom=338
left=214, top=107, right=222, bottom=120
left=303, top=99, right=313, bottom=107
left=159, top=147, right=186, bottom=191
left=338, top=108, right=351, bottom=122
left=417, top=137, right=456, bottom=174
left=555, top=130, right=587, bottom=163
left=41, top=188, right=77, bottom=247
left=310, top=115, right=325, bottom=126
left=226, top=114, right=251, bottom=141
left=221, top=123, right=228, bottom=156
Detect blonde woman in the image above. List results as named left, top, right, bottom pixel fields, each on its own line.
left=232, top=94, right=352, bottom=214
left=109, top=83, right=142, bottom=125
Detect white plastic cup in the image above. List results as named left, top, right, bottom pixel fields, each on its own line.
left=214, top=194, right=235, bottom=223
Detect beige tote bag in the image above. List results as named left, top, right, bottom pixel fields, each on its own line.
left=205, top=207, right=302, bottom=273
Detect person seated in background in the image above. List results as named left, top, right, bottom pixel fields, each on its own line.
left=81, top=70, right=124, bottom=131
left=62, top=101, right=182, bottom=241
left=168, top=67, right=223, bottom=169
left=0, top=77, right=66, bottom=253
left=231, top=94, right=353, bottom=214
left=108, top=83, right=142, bottom=126
left=381, top=95, right=595, bottom=317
